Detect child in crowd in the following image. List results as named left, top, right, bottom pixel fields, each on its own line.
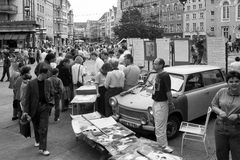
left=48, top=68, right=64, bottom=121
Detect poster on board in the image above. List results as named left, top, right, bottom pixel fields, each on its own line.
left=206, top=37, right=225, bottom=69
left=131, top=38, right=145, bottom=67
left=156, top=38, right=170, bottom=66
left=144, top=41, right=156, bottom=61
left=174, top=39, right=190, bottom=65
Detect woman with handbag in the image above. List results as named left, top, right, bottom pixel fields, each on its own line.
left=71, top=56, right=87, bottom=96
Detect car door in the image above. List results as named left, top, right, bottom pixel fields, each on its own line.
left=201, top=69, right=226, bottom=107
left=184, top=73, right=209, bottom=121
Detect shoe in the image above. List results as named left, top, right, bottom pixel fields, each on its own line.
left=39, top=150, right=50, bottom=156
left=162, top=146, right=174, bottom=153
left=34, top=142, right=39, bottom=147
left=12, top=117, right=18, bottom=121
left=54, top=118, right=60, bottom=122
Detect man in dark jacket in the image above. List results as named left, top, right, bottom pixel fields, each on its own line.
left=1, top=53, right=11, bottom=82
left=22, top=67, right=54, bottom=156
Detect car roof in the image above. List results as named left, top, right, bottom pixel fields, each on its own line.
left=164, top=65, right=222, bottom=75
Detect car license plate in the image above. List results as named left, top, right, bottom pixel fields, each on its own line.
left=120, top=120, right=140, bottom=128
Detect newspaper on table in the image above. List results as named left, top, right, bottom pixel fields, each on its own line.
left=71, top=94, right=97, bottom=104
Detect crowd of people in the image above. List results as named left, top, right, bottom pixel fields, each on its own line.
left=3, top=41, right=240, bottom=159
left=3, top=42, right=142, bottom=156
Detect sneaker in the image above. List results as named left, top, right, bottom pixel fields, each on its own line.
left=39, top=150, right=50, bottom=156
left=54, top=118, right=60, bottom=122
left=34, top=142, right=39, bottom=147
left=162, top=146, right=174, bottom=153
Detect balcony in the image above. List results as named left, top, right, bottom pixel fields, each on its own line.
left=0, top=4, right=17, bottom=14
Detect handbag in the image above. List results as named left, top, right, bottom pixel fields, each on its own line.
left=19, top=113, right=31, bottom=138
left=19, top=119, right=31, bottom=138
left=76, top=65, right=83, bottom=88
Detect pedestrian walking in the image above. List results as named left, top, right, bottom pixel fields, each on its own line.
left=1, top=53, right=11, bottom=82
left=95, top=63, right=112, bottom=116
left=150, top=58, right=174, bottom=153
left=57, top=58, right=72, bottom=112
left=104, top=58, right=124, bottom=116
left=123, top=54, right=141, bottom=91
left=229, top=57, right=240, bottom=73
left=9, top=63, right=24, bottom=120
left=211, top=71, right=240, bottom=160
left=21, top=67, right=54, bottom=156
left=35, top=53, right=56, bottom=78
left=48, top=68, right=64, bottom=121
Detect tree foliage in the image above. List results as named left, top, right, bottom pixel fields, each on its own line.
left=113, top=7, right=163, bottom=40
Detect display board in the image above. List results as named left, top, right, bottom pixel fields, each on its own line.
left=174, top=39, right=189, bottom=63
left=206, top=37, right=225, bottom=69
left=156, top=38, right=170, bottom=66
left=144, top=41, right=157, bottom=61
left=131, top=38, right=145, bottom=67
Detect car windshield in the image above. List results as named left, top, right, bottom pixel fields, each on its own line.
left=145, top=72, right=184, bottom=92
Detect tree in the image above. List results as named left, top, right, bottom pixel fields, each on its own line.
left=113, top=7, right=163, bottom=40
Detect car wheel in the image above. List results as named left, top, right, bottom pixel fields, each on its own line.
left=167, top=115, right=180, bottom=139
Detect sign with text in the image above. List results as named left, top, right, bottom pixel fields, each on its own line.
left=131, top=38, right=145, bottom=67
left=144, top=41, right=157, bottom=61
left=156, top=38, right=170, bottom=66
left=207, top=37, right=225, bottom=69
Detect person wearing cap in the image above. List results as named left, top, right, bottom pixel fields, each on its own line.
left=21, top=67, right=54, bottom=156
left=151, top=58, right=174, bottom=153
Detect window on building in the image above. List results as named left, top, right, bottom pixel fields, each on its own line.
left=177, top=24, right=182, bottom=32
left=187, top=6, right=190, bottom=11
left=177, top=13, right=182, bottom=20
left=193, top=5, right=196, bottom=10
left=200, top=22, right=204, bottom=31
left=193, top=13, right=196, bottom=19
left=200, top=12, right=204, bottom=19
left=210, top=27, right=214, bottom=31
left=186, top=14, right=189, bottom=20
left=237, top=2, right=240, bottom=20
left=211, top=11, right=215, bottom=15
left=174, top=3, right=178, bottom=11
left=211, top=0, right=214, bottom=4
left=186, top=23, right=189, bottom=32
left=222, top=27, right=229, bottom=38
left=170, top=24, right=174, bottom=33
left=199, top=4, right=202, bottom=9
left=193, top=23, right=197, bottom=31
left=222, top=1, right=230, bottom=21
left=192, top=0, right=196, bottom=2
left=164, top=25, right=168, bottom=32
left=37, top=4, right=39, bottom=11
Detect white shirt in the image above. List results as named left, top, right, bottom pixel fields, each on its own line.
left=72, top=63, right=86, bottom=84
left=41, top=52, right=47, bottom=62
left=94, top=57, right=104, bottom=75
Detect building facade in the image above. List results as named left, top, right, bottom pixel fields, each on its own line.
left=0, top=0, right=39, bottom=49
left=73, top=22, right=87, bottom=40
left=86, top=20, right=99, bottom=42
left=183, top=0, right=206, bottom=39
left=206, top=0, right=240, bottom=42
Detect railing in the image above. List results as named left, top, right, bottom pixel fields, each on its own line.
left=0, top=4, right=17, bottom=14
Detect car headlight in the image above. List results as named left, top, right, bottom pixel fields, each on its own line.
left=140, top=117, right=147, bottom=125
left=148, top=106, right=153, bottom=115
left=109, top=97, right=118, bottom=107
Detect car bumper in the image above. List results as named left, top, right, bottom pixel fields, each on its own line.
left=118, top=118, right=155, bottom=132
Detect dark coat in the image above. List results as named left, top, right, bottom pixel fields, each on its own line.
left=22, top=78, right=54, bottom=118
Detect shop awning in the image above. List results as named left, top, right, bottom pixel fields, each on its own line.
left=10, top=34, right=19, bottom=40
left=4, top=34, right=12, bottom=40
left=18, top=34, right=27, bottom=40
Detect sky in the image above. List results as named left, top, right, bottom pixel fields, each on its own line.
left=68, top=0, right=118, bottom=22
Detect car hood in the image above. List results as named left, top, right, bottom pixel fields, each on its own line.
left=114, top=88, right=179, bottom=110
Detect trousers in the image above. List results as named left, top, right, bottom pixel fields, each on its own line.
left=215, top=119, right=240, bottom=160
left=152, top=101, right=169, bottom=147
left=31, top=103, right=50, bottom=150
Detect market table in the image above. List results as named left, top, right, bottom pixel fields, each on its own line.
left=71, top=85, right=97, bottom=115
left=71, top=112, right=183, bottom=160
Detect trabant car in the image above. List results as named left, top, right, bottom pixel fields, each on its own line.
left=109, top=65, right=227, bottom=139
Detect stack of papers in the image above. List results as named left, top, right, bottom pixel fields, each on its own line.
left=71, top=95, right=97, bottom=104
